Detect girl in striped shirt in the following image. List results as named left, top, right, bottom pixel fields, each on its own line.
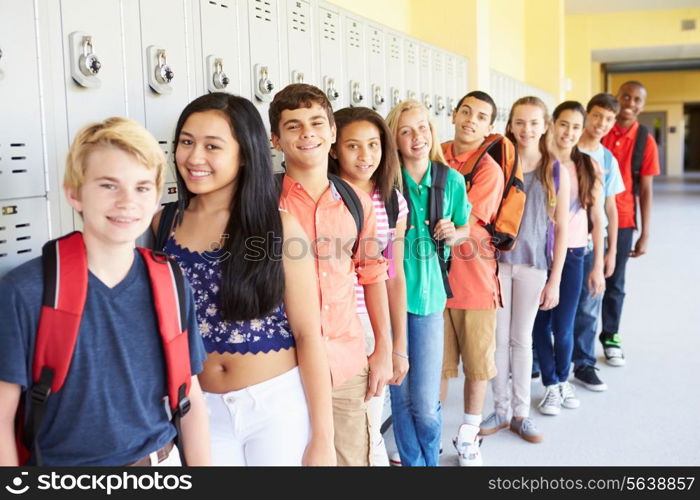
left=329, top=107, right=408, bottom=466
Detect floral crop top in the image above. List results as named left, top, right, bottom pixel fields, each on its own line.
left=165, top=237, right=295, bottom=354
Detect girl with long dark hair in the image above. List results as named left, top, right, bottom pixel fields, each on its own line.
left=153, top=93, right=334, bottom=465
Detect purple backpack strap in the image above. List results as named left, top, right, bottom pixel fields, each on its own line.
left=546, top=161, right=561, bottom=268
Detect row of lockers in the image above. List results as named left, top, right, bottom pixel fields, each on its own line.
left=490, top=70, right=557, bottom=135
left=0, top=0, right=553, bottom=279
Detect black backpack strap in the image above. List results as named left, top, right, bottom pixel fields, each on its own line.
left=631, top=124, right=649, bottom=229
left=401, top=172, right=413, bottom=231
left=328, top=174, right=364, bottom=257
left=429, top=162, right=453, bottom=299
left=385, top=188, right=399, bottom=230
left=632, top=124, right=649, bottom=197
left=154, top=202, right=178, bottom=251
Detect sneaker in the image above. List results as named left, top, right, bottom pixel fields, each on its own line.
left=600, top=332, right=626, bottom=367
left=559, top=381, right=580, bottom=409
left=531, top=370, right=540, bottom=379
left=389, top=451, right=401, bottom=467
left=538, top=385, right=561, bottom=415
left=453, top=424, right=483, bottom=466
left=510, top=417, right=543, bottom=443
left=479, top=412, right=509, bottom=436
left=574, top=365, right=608, bottom=391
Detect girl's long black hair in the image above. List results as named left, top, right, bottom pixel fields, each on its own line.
left=173, top=92, right=284, bottom=321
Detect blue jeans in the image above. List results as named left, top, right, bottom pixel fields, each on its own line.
left=601, top=227, right=635, bottom=336
left=389, top=312, right=444, bottom=466
left=573, top=242, right=602, bottom=368
left=533, top=247, right=585, bottom=387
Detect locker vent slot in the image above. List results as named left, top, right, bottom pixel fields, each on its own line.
left=421, top=49, right=429, bottom=70
left=254, top=0, right=273, bottom=22
left=322, top=16, right=337, bottom=41
left=0, top=254, right=7, bottom=258
left=348, top=22, right=360, bottom=49
left=11, top=157, right=26, bottom=161
left=12, top=170, right=28, bottom=174
left=390, top=39, right=400, bottom=61
left=0, top=240, right=6, bottom=244
left=10, top=143, right=26, bottom=147
left=407, top=44, right=416, bottom=65
left=16, top=236, right=31, bottom=241
left=17, top=249, right=32, bottom=254
left=291, top=5, right=307, bottom=33
left=15, top=223, right=30, bottom=228
left=370, top=31, right=381, bottom=55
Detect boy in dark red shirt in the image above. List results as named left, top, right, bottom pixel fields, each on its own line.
left=600, top=81, right=660, bottom=366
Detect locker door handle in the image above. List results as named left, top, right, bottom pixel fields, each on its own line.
left=254, top=65, right=275, bottom=102
left=324, top=77, right=339, bottom=102
left=372, top=85, right=385, bottom=110
left=422, top=94, right=433, bottom=110
left=79, top=37, right=101, bottom=76
left=436, top=96, right=446, bottom=115
left=351, top=81, right=363, bottom=105
left=391, top=88, right=401, bottom=107
left=407, top=90, right=417, bottom=101
left=212, top=58, right=230, bottom=90
left=155, top=50, right=175, bottom=85
left=447, top=97, right=455, bottom=115
left=69, top=32, right=101, bottom=88
left=292, top=71, right=305, bottom=84
left=147, top=46, right=174, bottom=95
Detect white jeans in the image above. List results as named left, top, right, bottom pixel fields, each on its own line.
left=359, top=313, right=389, bottom=466
left=493, top=263, right=547, bottom=418
left=204, top=367, right=311, bottom=466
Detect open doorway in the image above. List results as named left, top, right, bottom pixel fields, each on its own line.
left=638, top=111, right=666, bottom=175
left=684, top=104, right=700, bottom=174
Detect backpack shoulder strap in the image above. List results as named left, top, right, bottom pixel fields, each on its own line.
left=553, top=160, right=560, bottom=193
left=154, top=202, right=178, bottom=251
left=632, top=124, right=649, bottom=196
left=429, top=162, right=453, bottom=299
left=459, top=135, right=501, bottom=188
left=25, top=231, right=89, bottom=465
left=328, top=174, right=364, bottom=255
left=385, top=188, right=399, bottom=230
left=137, top=248, right=192, bottom=466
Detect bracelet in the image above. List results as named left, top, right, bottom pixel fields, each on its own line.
left=392, top=351, right=409, bottom=359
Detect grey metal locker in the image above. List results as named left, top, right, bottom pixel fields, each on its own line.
left=318, top=3, right=345, bottom=109
left=246, top=0, right=283, bottom=169
left=418, top=44, right=433, bottom=120
left=430, top=48, right=447, bottom=140
left=283, top=0, right=316, bottom=87
left=198, top=0, right=246, bottom=97
left=0, top=0, right=46, bottom=201
left=139, top=0, right=196, bottom=204
left=444, top=52, right=457, bottom=137
left=365, top=23, right=386, bottom=114
left=343, top=14, right=367, bottom=109
left=0, top=198, right=51, bottom=279
left=403, top=38, right=419, bottom=104
left=384, top=30, right=403, bottom=114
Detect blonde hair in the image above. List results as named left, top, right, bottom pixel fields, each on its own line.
left=64, top=117, right=166, bottom=193
left=505, top=96, right=556, bottom=211
left=385, top=99, right=446, bottom=165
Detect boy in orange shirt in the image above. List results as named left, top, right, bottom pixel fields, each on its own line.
left=269, top=84, right=392, bottom=466
left=440, top=91, right=504, bottom=466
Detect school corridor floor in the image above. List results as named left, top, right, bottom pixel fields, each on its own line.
left=384, top=174, right=700, bottom=466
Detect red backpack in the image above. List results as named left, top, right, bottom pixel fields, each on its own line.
left=15, top=231, right=192, bottom=466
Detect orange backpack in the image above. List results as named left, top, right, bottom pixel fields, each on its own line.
left=446, top=134, right=526, bottom=251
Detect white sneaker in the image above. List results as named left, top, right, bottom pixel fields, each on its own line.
left=538, top=385, right=562, bottom=416
left=453, top=424, right=482, bottom=466
left=559, top=381, right=581, bottom=409
left=388, top=451, right=402, bottom=467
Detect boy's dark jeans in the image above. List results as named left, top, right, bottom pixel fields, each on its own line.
left=601, top=227, right=635, bottom=337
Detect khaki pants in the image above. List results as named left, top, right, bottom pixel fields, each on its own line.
left=332, top=366, right=371, bottom=466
